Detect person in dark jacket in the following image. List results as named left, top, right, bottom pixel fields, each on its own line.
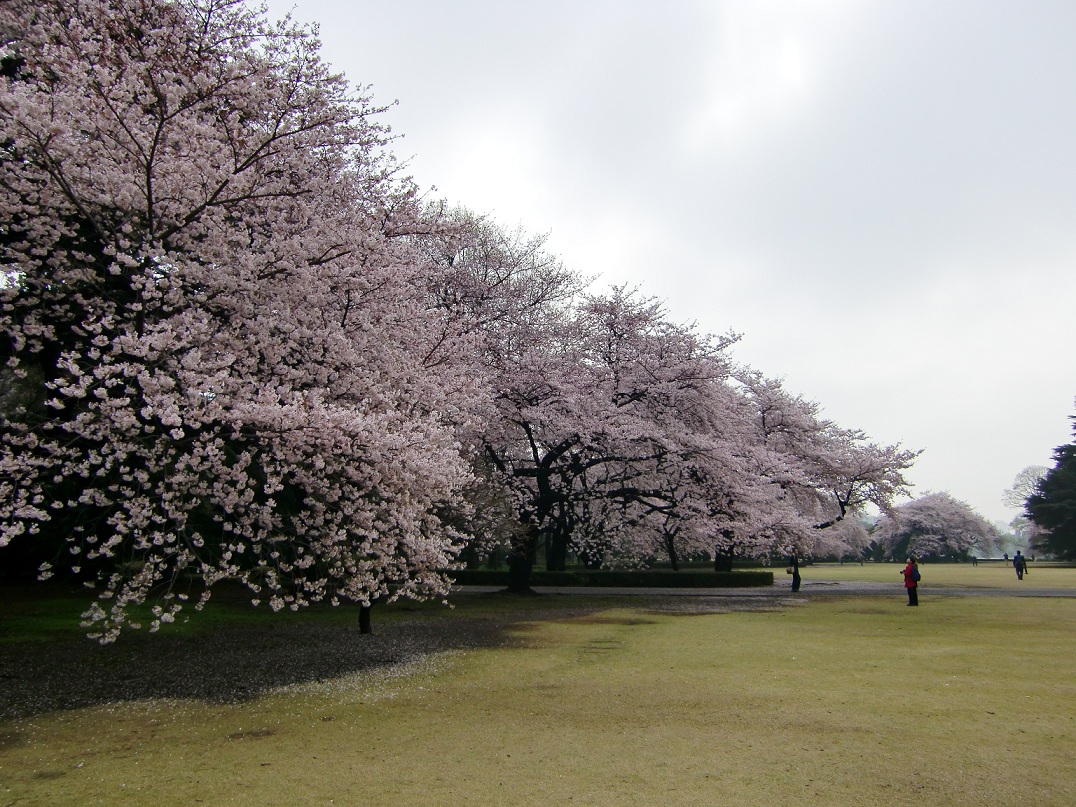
left=901, top=557, right=919, bottom=606
left=1013, top=550, right=1028, bottom=580
left=790, top=554, right=801, bottom=593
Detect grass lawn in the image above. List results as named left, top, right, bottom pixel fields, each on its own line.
left=802, top=561, right=1076, bottom=590
left=1, top=577, right=1074, bottom=806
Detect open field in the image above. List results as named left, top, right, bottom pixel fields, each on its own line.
left=802, top=561, right=1076, bottom=590
left=1, top=571, right=1074, bottom=806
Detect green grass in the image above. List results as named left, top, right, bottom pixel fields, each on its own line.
left=4, top=563, right=1068, bottom=644
left=0, top=581, right=480, bottom=644
left=1, top=583, right=1074, bottom=806
left=804, top=561, right=1076, bottom=589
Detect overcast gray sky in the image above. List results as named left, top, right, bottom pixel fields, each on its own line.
left=263, top=0, right=1076, bottom=524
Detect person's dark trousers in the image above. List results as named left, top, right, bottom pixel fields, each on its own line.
left=907, top=586, right=918, bottom=606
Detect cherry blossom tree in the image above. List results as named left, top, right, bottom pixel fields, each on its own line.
left=804, top=516, right=871, bottom=561
left=621, top=375, right=804, bottom=569
left=411, top=210, right=586, bottom=574
left=736, top=372, right=920, bottom=556
left=479, top=297, right=601, bottom=589
left=563, top=289, right=743, bottom=567
left=482, top=285, right=785, bottom=586
left=0, top=0, right=481, bottom=639
left=872, top=492, right=999, bottom=561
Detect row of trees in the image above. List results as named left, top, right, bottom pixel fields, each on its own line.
left=0, top=0, right=920, bottom=640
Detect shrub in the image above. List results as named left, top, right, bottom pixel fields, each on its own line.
left=448, top=569, right=773, bottom=587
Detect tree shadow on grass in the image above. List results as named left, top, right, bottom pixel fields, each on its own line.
left=0, top=612, right=521, bottom=721
left=0, top=589, right=791, bottom=721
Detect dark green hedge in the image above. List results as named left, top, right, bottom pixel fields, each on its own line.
left=448, top=569, right=774, bottom=588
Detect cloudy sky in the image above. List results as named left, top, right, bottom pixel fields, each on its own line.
left=263, top=0, right=1076, bottom=525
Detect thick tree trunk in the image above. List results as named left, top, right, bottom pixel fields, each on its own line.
left=359, top=603, right=372, bottom=634
left=507, top=552, right=534, bottom=593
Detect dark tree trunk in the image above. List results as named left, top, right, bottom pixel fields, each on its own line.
left=714, top=552, right=733, bottom=572
left=359, top=603, right=372, bottom=634
left=507, top=552, right=534, bottom=593
left=545, top=507, right=573, bottom=571
left=546, top=529, right=569, bottom=571
left=664, top=533, right=680, bottom=571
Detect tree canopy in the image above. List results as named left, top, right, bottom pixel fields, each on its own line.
left=0, top=0, right=482, bottom=639
left=1003, top=466, right=1048, bottom=509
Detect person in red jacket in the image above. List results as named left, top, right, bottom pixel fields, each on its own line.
left=901, top=557, right=920, bottom=606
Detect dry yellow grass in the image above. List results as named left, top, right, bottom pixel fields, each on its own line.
left=2, top=589, right=1074, bottom=806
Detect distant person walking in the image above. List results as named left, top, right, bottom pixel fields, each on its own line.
left=901, top=557, right=920, bottom=606
left=789, top=554, right=801, bottom=593
left=1013, top=550, right=1028, bottom=580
